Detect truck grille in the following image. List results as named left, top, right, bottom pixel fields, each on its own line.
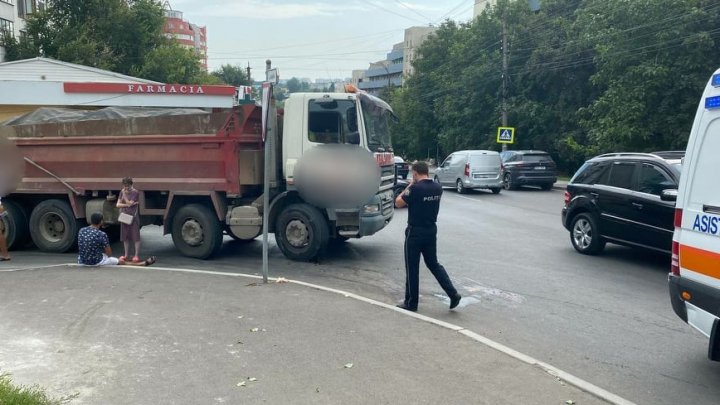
left=381, top=190, right=394, bottom=216
left=379, top=165, right=395, bottom=192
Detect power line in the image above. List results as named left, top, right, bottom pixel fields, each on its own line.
left=392, top=0, right=433, bottom=23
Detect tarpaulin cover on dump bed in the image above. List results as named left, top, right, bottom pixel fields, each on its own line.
left=0, top=106, right=229, bottom=138
left=2, top=106, right=210, bottom=126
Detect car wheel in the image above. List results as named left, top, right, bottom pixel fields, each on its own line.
left=570, top=213, right=605, bottom=255
left=456, top=179, right=467, bottom=194
left=490, top=188, right=501, bottom=194
left=540, top=183, right=553, bottom=191
left=503, top=173, right=517, bottom=190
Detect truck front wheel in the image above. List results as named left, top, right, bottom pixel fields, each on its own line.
left=29, top=199, right=80, bottom=253
left=1, top=199, right=30, bottom=249
left=275, top=204, right=329, bottom=261
left=171, top=204, right=223, bottom=259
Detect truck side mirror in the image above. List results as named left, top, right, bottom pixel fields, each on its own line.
left=661, top=189, right=678, bottom=202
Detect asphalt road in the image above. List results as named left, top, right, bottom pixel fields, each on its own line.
left=6, top=185, right=720, bottom=405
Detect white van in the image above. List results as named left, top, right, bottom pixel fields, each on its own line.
left=668, top=68, right=720, bottom=361
left=434, top=150, right=503, bottom=194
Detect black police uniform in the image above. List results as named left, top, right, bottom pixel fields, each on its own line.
left=400, top=178, right=459, bottom=310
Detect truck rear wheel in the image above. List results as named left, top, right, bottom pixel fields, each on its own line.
left=29, top=199, right=80, bottom=253
left=171, top=204, right=223, bottom=259
left=275, top=204, right=329, bottom=261
left=1, top=199, right=30, bottom=249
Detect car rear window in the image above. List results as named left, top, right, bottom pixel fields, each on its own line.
left=522, top=154, right=553, bottom=163
left=470, top=154, right=500, bottom=166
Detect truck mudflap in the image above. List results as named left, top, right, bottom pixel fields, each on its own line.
left=669, top=274, right=720, bottom=360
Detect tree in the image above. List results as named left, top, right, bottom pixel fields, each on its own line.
left=286, top=77, right=301, bottom=93
left=388, top=0, right=720, bottom=173
left=211, top=64, right=249, bottom=86
left=0, top=0, right=208, bottom=84
left=131, top=44, right=206, bottom=84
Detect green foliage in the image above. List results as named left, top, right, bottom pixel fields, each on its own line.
left=211, top=64, right=249, bottom=86
left=0, top=373, right=60, bottom=405
left=286, top=77, right=301, bottom=93
left=390, top=0, right=720, bottom=173
left=131, top=43, right=205, bottom=84
left=0, top=0, right=207, bottom=84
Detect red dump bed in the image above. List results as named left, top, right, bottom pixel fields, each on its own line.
left=7, top=105, right=265, bottom=197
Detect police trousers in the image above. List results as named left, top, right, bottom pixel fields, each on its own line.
left=403, top=225, right=458, bottom=309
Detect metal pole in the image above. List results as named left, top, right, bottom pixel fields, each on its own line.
left=262, top=59, right=272, bottom=284
left=501, top=19, right=509, bottom=152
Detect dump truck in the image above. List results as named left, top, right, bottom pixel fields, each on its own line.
left=0, top=88, right=397, bottom=261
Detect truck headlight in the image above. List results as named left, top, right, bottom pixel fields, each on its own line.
left=363, top=203, right=381, bottom=214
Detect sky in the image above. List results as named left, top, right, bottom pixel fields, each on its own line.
left=167, top=0, right=476, bottom=82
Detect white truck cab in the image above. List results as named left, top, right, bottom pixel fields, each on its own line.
left=668, top=68, right=720, bottom=361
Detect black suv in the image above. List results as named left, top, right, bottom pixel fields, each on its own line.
left=500, top=150, right=557, bottom=190
left=561, top=152, right=682, bottom=255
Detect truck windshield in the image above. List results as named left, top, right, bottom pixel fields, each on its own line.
left=359, top=93, right=396, bottom=153
left=308, top=98, right=360, bottom=145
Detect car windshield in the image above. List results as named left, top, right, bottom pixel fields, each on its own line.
left=359, top=93, right=396, bottom=153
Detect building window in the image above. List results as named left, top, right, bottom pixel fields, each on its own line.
left=18, top=0, right=44, bottom=19
left=0, top=18, right=14, bottom=37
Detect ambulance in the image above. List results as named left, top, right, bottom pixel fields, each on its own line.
left=668, top=68, right=720, bottom=361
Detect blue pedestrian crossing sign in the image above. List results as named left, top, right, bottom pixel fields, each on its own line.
left=497, top=127, right=515, bottom=144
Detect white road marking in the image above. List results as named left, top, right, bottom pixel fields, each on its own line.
left=14, top=263, right=634, bottom=405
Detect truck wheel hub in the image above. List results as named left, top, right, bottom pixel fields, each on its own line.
left=40, top=213, right=65, bottom=242
left=286, top=219, right=309, bottom=248
left=181, top=219, right=204, bottom=246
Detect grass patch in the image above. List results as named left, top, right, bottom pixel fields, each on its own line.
left=0, top=373, right=60, bottom=405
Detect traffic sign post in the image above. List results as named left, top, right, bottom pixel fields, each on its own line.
left=497, top=126, right=515, bottom=144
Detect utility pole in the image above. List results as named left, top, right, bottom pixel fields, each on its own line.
left=501, top=19, right=509, bottom=152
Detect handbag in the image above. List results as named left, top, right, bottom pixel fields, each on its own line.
left=118, top=212, right=134, bottom=225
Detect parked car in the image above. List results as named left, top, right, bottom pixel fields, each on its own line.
left=394, top=156, right=410, bottom=179
left=561, top=152, right=682, bottom=255
left=433, top=150, right=503, bottom=194
left=393, top=178, right=409, bottom=203
left=500, top=150, right=557, bottom=190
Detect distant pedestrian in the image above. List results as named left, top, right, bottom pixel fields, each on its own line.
left=78, top=213, right=155, bottom=267
left=0, top=198, right=10, bottom=261
left=395, top=161, right=461, bottom=312
left=117, top=177, right=142, bottom=263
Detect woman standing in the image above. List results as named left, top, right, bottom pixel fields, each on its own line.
left=117, top=177, right=141, bottom=263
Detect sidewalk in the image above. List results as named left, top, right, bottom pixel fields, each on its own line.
left=0, top=265, right=609, bottom=405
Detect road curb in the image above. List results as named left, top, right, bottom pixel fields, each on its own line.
left=52, top=263, right=634, bottom=405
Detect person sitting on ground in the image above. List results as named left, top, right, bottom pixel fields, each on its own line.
left=78, top=213, right=156, bottom=267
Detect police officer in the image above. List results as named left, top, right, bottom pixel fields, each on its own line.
left=395, top=161, right=461, bottom=312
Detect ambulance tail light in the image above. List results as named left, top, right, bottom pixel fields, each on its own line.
left=674, top=208, right=683, bottom=228
left=464, top=163, right=470, bottom=177
left=671, top=240, right=680, bottom=276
